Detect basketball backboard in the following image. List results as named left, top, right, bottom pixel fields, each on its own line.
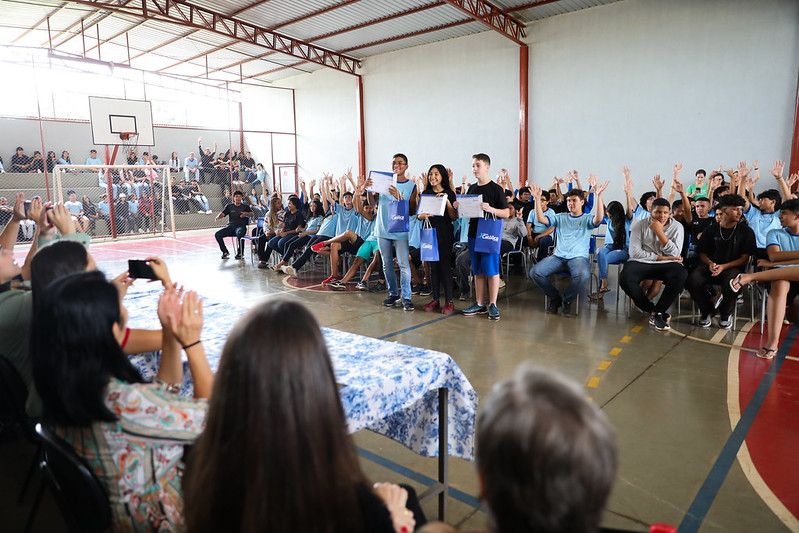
left=88, top=96, right=155, bottom=146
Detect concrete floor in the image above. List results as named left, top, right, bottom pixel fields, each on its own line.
left=1, top=230, right=795, bottom=532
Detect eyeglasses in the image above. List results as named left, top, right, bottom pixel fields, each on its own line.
left=391, top=161, right=406, bottom=167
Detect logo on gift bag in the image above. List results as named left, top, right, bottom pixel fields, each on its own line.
left=422, top=243, right=433, bottom=250
left=479, top=232, right=499, bottom=242
left=391, top=215, right=404, bottom=220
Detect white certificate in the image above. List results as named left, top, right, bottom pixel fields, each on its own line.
left=456, top=194, right=483, bottom=218
left=367, top=170, right=397, bottom=196
left=418, top=194, right=447, bottom=216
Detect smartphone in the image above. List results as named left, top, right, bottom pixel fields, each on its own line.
left=23, top=200, right=31, bottom=215
left=128, top=259, right=157, bottom=280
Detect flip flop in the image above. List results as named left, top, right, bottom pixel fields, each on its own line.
left=756, top=347, right=777, bottom=360
left=588, top=292, right=606, bottom=301
left=729, top=274, right=744, bottom=293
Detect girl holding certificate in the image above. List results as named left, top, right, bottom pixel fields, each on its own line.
left=417, top=164, right=458, bottom=314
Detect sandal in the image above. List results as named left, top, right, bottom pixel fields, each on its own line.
left=756, top=347, right=777, bottom=360
left=729, top=274, right=744, bottom=293
left=588, top=288, right=609, bottom=300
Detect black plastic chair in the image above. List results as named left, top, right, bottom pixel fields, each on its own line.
left=0, top=354, right=42, bottom=507
left=31, top=422, right=111, bottom=533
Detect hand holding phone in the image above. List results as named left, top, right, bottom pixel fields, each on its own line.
left=128, top=259, right=157, bottom=280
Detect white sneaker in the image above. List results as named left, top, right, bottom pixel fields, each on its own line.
left=283, top=265, right=297, bottom=277
left=197, top=210, right=205, bottom=214
left=499, top=279, right=506, bottom=289
left=206, top=210, right=212, bottom=214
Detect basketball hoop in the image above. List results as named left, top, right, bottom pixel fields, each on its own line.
left=119, top=131, right=140, bottom=159
left=119, top=131, right=138, bottom=141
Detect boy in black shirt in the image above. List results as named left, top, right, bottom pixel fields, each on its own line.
left=685, top=194, right=755, bottom=329
left=460, top=153, right=509, bottom=321
left=214, top=191, right=253, bottom=259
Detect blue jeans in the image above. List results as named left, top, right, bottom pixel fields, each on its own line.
left=530, top=255, right=590, bottom=303
left=378, top=237, right=411, bottom=300
left=596, top=245, right=628, bottom=281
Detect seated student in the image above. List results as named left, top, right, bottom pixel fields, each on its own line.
left=271, top=199, right=325, bottom=272
left=189, top=179, right=212, bottom=214
left=317, top=187, right=376, bottom=282
left=115, top=193, right=130, bottom=233
left=730, top=198, right=799, bottom=359
left=46, top=151, right=57, bottom=173
left=29, top=151, right=44, bottom=173
left=33, top=273, right=212, bottom=532
left=64, top=189, right=90, bottom=233
left=687, top=168, right=708, bottom=199
left=589, top=200, right=631, bottom=300
left=138, top=190, right=155, bottom=232
left=735, top=161, right=781, bottom=259
left=622, top=165, right=661, bottom=221
left=184, top=299, right=422, bottom=533
left=312, top=177, right=361, bottom=284
left=501, top=203, right=527, bottom=256
left=0, top=196, right=13, bottom=226
left=619, top=198, right=687, bottom=330
left=214, top=191, right=253, bottom=259
left=421, top=364, right=616, bottom=533
left=281, top=190, right=340, bottom=277
left=258, top=197, right=306, bottom=268
left=184, top=152, right=201, bottom=183
left=168, top=151, right=180, bottom=173
left=686, top=193, right=755, bottom=329
left=526, top=189, right=556, bottom=262
left=57, top=150, right=73, bottom=167
left=529, top=177, right=608, bottom=317
left=81, top=195, right=98, bottom=234
left=10, top=146, right=32, bottom=173
left=169, top=176, right=190, bottom=214
left=96, top=193, right=111, bottom=228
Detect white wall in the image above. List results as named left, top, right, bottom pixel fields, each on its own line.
left=528, top=0, right=799, bottom=199
left=281, top=0, right=799, bottom=202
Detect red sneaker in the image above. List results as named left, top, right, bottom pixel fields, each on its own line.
left=423, top=300, right=440, bottom=312
left=442, top=301, right=455, bottom=315
left=322, top=275, right=338, bottom=285
left=311, top=241, right=327, bottom=252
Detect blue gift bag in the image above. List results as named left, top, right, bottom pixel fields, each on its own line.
left=387, top=199, right=410, bottom=233
left=420, top=221, right=439, bottom=261
left=474, top=215, right=502, bottom=254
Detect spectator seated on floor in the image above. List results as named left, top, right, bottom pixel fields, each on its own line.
left=33, top=271, right=212, bottom=532
left=214, top=191, right=252, bottom=259
left=526, top=189, right=556, bottom=262
left=730, top=197, right=799, bottom=359
left=420, top=364, right=616, bottom=533
left=10, top=146, right=32, bottom=173
left=529, top=178, right=608, bottom=317
left=183, top=299, right=423, bottom=533
left=64, top=190, right=90, bottom=233
left=619, top=198, right=686, bottom=331
left=685, top=193, right=755, bottom=330
left=589, top=200, right=631, bottom=301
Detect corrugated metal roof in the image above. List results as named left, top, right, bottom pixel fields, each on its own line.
left=0, top=0, right=626, bottom=86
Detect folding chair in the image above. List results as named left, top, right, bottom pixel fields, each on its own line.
left=240, top=217, right=264, bottom=265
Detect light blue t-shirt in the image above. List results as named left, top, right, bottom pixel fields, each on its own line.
left=128, top=200, right=139, bottom=215
left=603, top=216, right=633, bottom=248
left=317, top=212, right=338, bottom=238
left=527, top=207, right=554, bottom=234
left=374, top=179, right=417, bottom=241
left=333, top=203, right=359, bottom=235
left=632, top=205, right=649, bottom=221
left=546, top=212, right=599, bottom=259
left=64, top=200, right=82, bottom=215
left=745, top=205, right=781, bottom=249
left=184, top=157, right=199, bottom=170
left=409, top=215, right=421, bottom=249
left=766, top=227, right=799, bottom=267
left=356, top=215, right=374, bottom=240
left=97, top=201, right=110, bottom=215
left=86, top=156, right=102, bottom=166
left=305, top=215, right=322, bottom=233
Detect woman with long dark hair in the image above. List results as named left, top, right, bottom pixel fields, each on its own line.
left=33, top=272, right=213, bottom=531
left=271, top=198, right=324, bottom=272
left=184, top=299, right=419, bottom=533
left=418, top=164, right=458, bottom=314
left=258, top=196, right=305, bottom=269
left=589, top=200, right=630, bottom=300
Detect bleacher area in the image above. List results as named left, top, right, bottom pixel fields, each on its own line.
left=0, top=171, right=229, bottom=239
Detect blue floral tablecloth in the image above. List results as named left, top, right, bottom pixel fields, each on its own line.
left=122, top=284, right=477, bottom=461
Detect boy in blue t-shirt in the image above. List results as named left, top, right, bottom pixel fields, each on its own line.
left=529, top=178, right=608, bottom=316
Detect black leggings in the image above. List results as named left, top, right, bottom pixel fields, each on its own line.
left=429, top=240, right=454, bottom=302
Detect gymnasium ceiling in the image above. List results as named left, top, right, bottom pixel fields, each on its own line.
left=0, top=0, right=622, bottom=87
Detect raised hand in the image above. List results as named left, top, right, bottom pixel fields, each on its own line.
left=112, top=270, right=135, bottom=300
left=787, top=172, right=799, bottom=189
left=673, top=162, right=683, bottom=178
left=769, top=160, right=785, bottom=180
left=622, top=166, right=631, bottom=181
left=672, top=178, right=685, bottom=193
left=652, top=174, right=665, bottom=190
left=737, top=160, right=750, bottom=179
left=587, top=174, right=598, bottom=189
left=529, top=183, right=542, bottom=198
left=50, top=203, right=74, bottom=235
left=11, top=192, right=25, bottom=222
left=594, top=180, right=610, bottom=196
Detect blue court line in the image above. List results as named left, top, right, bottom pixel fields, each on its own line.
left=358, top=447, right=484, bottom=510
left=678, top=324, right=799, bottom=533
left=378, top=286, right=535, bottom=340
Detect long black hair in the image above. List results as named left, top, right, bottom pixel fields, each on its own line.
left=32, top=271, right=144, bottom=427
left=606, top=201, right=627, bottom=251
left=423, top=164, right=455, bottom=196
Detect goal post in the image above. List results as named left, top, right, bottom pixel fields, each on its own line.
left=51, top=164, right=175, bottom=240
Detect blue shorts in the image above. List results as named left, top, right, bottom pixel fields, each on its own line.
left=468, top=238, right=500, bottom=277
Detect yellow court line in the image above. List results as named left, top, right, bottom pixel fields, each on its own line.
left=631, top=326, right=643, bottom=332
left=597, top=361, right=612, bottom=370
left=620, top=336, right=632, bottom=343
left=586, top=377, right=601, bottom=388
left=609, top=347, right=622, bottom=356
